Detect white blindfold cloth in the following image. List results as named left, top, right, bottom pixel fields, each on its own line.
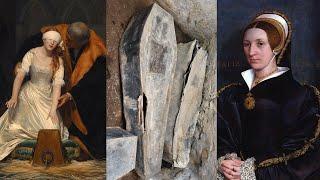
left=42, top=30, right=64, bottom=50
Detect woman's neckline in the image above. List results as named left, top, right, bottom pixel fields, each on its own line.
left=241, top=67, right=290, bottom=91
left=32, top=47, right=53, bottom=71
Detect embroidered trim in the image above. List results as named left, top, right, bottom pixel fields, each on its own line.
left=217, top=172, right=224, bottom=180
left=256, top=85, right=320, bottom=169
left=217, top=83, right=242, bottom=97
left=241, top=157, right=256, bottom=180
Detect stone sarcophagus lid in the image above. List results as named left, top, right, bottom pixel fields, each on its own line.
left=172, top=46, right=207, bottom=168
left=120, top=3, right=177, bottom=178
left=163, top=40, right=197, bottom=163
left=162, top=40, right=208, bottom=167
left=106, top=127, right=138, bottom=180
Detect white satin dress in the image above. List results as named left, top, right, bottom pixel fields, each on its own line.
left=0, top=48, right=69, bottom=160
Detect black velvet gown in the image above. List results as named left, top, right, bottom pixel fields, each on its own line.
left=218, top=70, right=320, bottom=180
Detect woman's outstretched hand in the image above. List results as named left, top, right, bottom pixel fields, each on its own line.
left=58, top=93, right=72, bottom=108
left=220, top=159, right=243, bottom=180
left=6, top=97, right=17, bottom=109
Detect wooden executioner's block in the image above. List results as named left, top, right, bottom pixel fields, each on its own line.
left=33, top=129, right=65, bottom=167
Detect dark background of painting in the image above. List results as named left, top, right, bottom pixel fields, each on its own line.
left=218, top=0, right=320, bottom=88
left=0, top=1, right=15, bottom=106
left=0, top=0, right=105, bottom=107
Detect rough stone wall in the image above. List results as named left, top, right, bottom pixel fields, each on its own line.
left=155, top=0, right=217, bottom=42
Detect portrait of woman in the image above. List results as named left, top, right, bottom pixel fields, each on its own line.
left=0, top=29, right=69, bottom=161
left=217, top=11, right=320, bottom=179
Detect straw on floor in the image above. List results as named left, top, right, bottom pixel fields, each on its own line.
left=0, top=159, right=106, bottom=179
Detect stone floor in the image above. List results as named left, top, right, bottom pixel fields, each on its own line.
left=0, top=160, right=106, bottom=179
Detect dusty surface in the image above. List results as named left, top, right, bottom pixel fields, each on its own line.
left=106, top=0, right=155, bottom=128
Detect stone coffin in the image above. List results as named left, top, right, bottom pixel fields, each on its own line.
left=106, top=127, right=138, bottom=180
left=163, top=40, right=197, bottom=163
left=173, top=47, right=207, bottom=168
left=120, top=3, right=177, bottom=178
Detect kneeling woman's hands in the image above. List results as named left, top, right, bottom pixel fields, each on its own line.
left=6, top=97, right=18, bottom=109
left=220, top=159, right=243, bottom=180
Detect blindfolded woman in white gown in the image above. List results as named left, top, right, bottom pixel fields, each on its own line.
left=0, top=29, right=69, bottom=161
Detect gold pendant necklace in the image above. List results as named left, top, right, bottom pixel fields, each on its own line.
left=244, top=92, right=255, bottom=110
left=244, top=68, right=278, bottom=110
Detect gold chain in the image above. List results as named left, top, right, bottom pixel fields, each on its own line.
left=252, top=68, right=278, bottom=87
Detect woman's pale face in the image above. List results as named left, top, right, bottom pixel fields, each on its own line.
left=243, top=28, right=275, bottom=71
left=43, top=38, right=59, bottom=51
